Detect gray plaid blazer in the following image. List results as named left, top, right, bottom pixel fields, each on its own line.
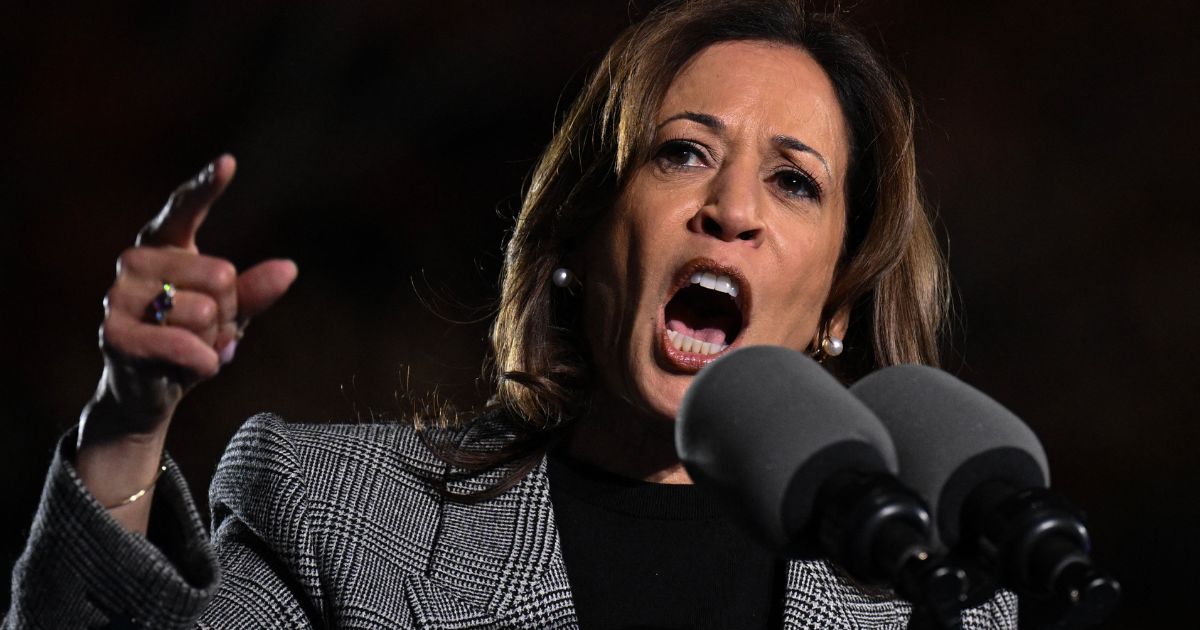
left=7, top=414, right=1017, bottom=629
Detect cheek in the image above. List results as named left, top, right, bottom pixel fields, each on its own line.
left=579, top=212, right=638, bottom=371
left=582, top=282, right=618, bottom=345
left=583, top=193, right=669, bottom=323
left=580, top=261, right=621, bottom=351
left=577, top=190, right=682, bottom=405
left=772, top=225, right=845, bottom=345
left=775, top=281, right=826, bottom=348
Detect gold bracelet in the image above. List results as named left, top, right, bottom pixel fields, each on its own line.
left=103, top=463, right=168, bottom=510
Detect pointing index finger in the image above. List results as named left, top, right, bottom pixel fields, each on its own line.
left=136, top=154, right=237, bottom=251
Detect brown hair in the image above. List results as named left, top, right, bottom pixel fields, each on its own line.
left=437, top=0, right=948, bottom=494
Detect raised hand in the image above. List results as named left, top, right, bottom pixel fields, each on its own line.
left=76, top=156, right=297, bottom=531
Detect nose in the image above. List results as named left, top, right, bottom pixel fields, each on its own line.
left=687, top=161, right=765, bottom=245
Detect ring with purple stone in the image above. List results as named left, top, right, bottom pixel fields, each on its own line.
left=149, top=281, right=176, bottom=325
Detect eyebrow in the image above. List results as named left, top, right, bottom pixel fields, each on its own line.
left=773, top=134, right=832, bottom=180
left=656, top=111, right=832, bottom=180
left=656, top=111, right=724, bottom=132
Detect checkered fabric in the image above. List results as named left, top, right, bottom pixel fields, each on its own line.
left=6, top=414, right=1017, bottom=629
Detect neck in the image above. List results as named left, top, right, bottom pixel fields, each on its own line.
left=565, top=391, right=693, bottom=484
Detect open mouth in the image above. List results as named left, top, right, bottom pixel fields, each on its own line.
left=660, top=259, right=749, bottom=371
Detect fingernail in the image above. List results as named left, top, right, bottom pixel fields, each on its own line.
left=219, top=339, right=238, bottom=365
left=196, top=160, right=216, bottom=186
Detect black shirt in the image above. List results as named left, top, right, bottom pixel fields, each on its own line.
left=548, top=449, right=784, bottom=629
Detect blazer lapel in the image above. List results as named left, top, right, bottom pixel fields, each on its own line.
left=409, top=440, right=914, bottom=629
left=401, top=574, right=505, bottom=629
left=415, top=456, right=579, bottom=629
left=782, top=559, right=910, bottom=629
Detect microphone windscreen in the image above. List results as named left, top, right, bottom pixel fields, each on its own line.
left=677, top=345, right=897, bottom=550
left=850, top=364, right=1049, bottom=547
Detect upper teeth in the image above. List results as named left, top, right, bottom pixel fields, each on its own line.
left=690, top=271, right=738, bottom=297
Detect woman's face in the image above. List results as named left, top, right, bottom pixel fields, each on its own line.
left=580, top=40, right=850, bottom=421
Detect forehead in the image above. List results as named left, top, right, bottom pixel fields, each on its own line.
left=659, top=40, right=847, bottom=173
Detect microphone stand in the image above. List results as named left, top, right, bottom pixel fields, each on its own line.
left=805, top=472, right=969, bottom=630
left=957, top=482, right=1121, bottom=629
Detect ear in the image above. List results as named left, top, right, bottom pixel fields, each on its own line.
left=827, top=305, right=850, bottom=342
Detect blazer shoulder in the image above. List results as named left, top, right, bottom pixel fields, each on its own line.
left=211, top=413, right=454, bottom=518
left=238, top=412, right=453, bottom=470
left=209, top=413, right=464, bottom=587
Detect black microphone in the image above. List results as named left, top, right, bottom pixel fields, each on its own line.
left=677, top=346, right=967, bottom=628
left=850, top=365, right=1120, bottom=628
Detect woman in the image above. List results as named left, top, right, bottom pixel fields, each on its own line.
left=7, top=1, right=1016, bottom=628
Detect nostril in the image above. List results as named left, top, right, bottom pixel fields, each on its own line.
left=696, top=212, right=759, bottom=242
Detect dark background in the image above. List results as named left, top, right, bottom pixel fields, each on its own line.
left=3, top=1, right=1196, bottom=626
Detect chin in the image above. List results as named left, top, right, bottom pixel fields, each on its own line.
left=625, top=362, right=694, bottom=422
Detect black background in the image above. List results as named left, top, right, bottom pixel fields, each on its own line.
left=3, top=2, right=1197, bottom=626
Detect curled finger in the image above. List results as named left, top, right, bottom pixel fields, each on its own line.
left=101, top=310, right=221, bottom=380
left=109, top=275, right=222, bottom=339
left=152, top=289, right=221, bottom=347
left=115, top=247, right=239, bottom=322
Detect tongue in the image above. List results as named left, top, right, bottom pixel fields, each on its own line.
left=667, top=318, right=728, bottom=345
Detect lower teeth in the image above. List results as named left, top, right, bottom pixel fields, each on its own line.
left=666, top=329, right=728, bottom=355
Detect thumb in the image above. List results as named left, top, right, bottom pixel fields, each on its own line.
left=237, top=259, right=299, bottom=321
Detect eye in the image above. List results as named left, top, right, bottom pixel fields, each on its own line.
left=771, top=168, right=823, bottom=201
left=654, top=139, right=708, bottom=170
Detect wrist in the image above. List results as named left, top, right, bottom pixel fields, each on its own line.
left=75, top=433, right=168, bottom=510
left=78, top=390, right=173, bottom=450
left=75, top=394, right=174, bottom=525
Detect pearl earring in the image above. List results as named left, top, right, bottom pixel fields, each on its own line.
left=821, top=335, right=844, bottom=357
left=552, top=267, right=577, bottom=289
